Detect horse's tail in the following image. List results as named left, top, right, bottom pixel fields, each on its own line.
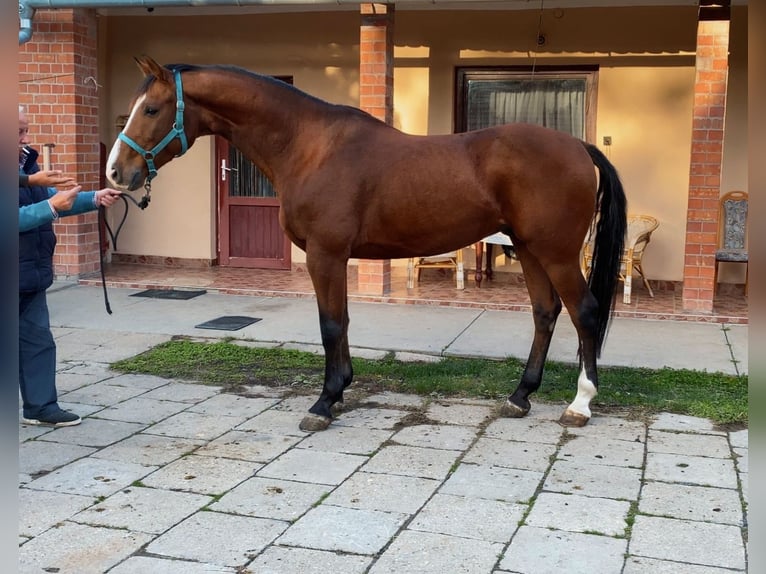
left=582, top=141, right=627, bottom=356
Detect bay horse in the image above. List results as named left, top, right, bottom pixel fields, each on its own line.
left=107, top=56, right=626, bottom=432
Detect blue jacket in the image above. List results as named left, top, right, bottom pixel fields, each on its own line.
left=19, top=147, right=99, bottom=293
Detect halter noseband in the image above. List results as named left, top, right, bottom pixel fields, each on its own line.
left=117, top=69, right=188, bottom=183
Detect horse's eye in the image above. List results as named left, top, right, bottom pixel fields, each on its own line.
left=144, top=106, right=159, bottom=117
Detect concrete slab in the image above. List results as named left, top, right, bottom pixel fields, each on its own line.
left=324, top=471, right=440, bottom=514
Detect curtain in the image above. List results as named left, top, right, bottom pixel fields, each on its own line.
left=466, top=78, right=586, bottom=139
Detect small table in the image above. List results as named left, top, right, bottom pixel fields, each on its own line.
left=474, top=232, right=514, bottom=287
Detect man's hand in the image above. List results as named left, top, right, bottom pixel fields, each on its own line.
left=95, top=188, right=123, bottom=207
left=29, top=170, right=77, bottom=188
left=48, top=185, right=82, bottom=212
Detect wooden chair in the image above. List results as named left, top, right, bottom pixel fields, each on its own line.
left=407, top=250, right=465, bottom=290
left=582, top=214, right=659, bottom=304
left=715, top=191, right=748, bottom=296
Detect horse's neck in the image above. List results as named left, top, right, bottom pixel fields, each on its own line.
left=192, top=70, right=327, bottom=176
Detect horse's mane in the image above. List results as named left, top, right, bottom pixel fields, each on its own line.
left=136, top=62, right=376, bottom=123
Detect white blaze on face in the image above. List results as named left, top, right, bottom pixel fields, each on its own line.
left=566, top=366, right=598, bottom=419
left=106, top=93, right=146, bottom=188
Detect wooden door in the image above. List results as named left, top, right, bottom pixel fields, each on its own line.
left=216, top=137, right=291, bottom=269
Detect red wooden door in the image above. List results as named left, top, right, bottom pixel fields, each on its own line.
left=216, top=137, right=291, bottom=269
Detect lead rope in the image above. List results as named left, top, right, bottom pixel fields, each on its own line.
left=98, top=183, right=152, bottom=314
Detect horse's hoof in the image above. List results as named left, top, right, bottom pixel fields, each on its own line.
left=500, top=400, right=529, bottom=418
left=331, top=402, right=344, bottom=415
left=299, top=413, right=332, bottom=432
left=559, top=409, right=590, bottom=427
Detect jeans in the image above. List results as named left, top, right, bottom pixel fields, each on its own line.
left=19, top=289, right=59, bottom=419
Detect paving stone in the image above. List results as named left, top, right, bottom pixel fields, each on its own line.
left=248, top=546, right=371, bottom=574
left=141, top=382, right=222, bottom=403
left=236, top=409, right=311, bottom=436
left=394, top=351, right=443, bottom=362
left=103, top=373, right=175, bottom=390
left=272, top=394, right=318, bottom=412
left=36, top=418, right=146, bottom=448
left=630, top=515, right=746, bottom=570
left=649, top=413, right=723, bottom=434
left=648, top=430, right=732, bottom=458
left=544, top=459, right=643, bottom=500
left=19, top=424, right=51, bottom=443
left=391, top=424, right=477, bottom=451
left=56, top=370, right=113, bottom=393
left=729, top=429, right=747, bottom=449
left=187, top=393, right=281, bottom=418
left=59, top=380, right=150, bottom=406
left=18, top=521, right=152, bottom=574
left=349, top=347, right=390, bottom=360
left=483, top=417, right=564, bottom=444
left=108, top=556, right=238, bottom=573
left=623, top=556, right=746, bottom=573
left=424, top=402, right=494, bottom=426
left=258, top=448, right=367, bottom=485
left=644, top=452, right=738, bottom=489
left=145, top=411, right=248, bottom=441
left=557, top=434, right=645, bottom=467
left=211, top=477, right=332, bottom=521
left=498, top=525, right=627, bottom=574
left=733, top=447, right=748, bottom=473
left=639, top=482, right=744, bottom=525
left=146, top=511, right=287, bottom=568
left=525, top=492, right=630, bottom=536
left=333, top=407, right=410, bottom=430
left=565, top=415, right=647, bottom=442
left=19, top=440, right=96, bottom=476
left=95, top=396, right=191, bottom=424
left=91, top=433, right=204, bottom=466
left=298, top=425, right=393, bottom=455
left=18, top=489, right=95, bottom=537
left=141, top=454, right=259, bottom=495
left=277, top=505, right=407, bottom=554
left=409, top=493, right=524, bottom=542
left=324, top=471, right=440, bottom=514
left=368, top=529, right=504, bottom=574
left=362, top=444, right=460, bottom=480
left=364, top=392, right=426, bottom=409
left=463, top=436, right=556, bottom=472
left=26, top=457, right=157, bottom=498
left=440, top=463, right=542, bottom=503
left=73, top=486, right=212, bottom=534
left=196, top=430, right=301, bottom=462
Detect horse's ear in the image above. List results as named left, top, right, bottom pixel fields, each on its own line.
left=134, top=55, right=172, bottom=83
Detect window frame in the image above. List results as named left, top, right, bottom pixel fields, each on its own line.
left=455, top=66, right=599, bottom=143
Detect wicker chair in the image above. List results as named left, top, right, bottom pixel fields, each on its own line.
left=407, top=250, right=465, bottom=290
left=582, top=214, right=659, bottom=304
left=715, top=191, right=748, bottom=296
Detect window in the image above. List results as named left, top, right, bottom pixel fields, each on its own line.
left=455, top=67, right=598, bottom=141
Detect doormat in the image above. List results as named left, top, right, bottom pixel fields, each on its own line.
left=131, top=289, right=207, bottom=300
left=195, top=316, right=262, bottom=331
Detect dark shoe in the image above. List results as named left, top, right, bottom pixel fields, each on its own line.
left=22, top=410, right=82, bottom=427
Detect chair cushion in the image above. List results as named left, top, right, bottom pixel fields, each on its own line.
left=715, top=248, right=748, bottom=262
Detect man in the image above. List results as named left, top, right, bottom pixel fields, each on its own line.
left=19, top=105, right=122, bottom=427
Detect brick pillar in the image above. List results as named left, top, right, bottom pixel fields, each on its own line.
left=18, top=9, right=101, bottom=280
left=682, top=9, right=730, bottom=313
left=357, top=4, right=395, bottom=295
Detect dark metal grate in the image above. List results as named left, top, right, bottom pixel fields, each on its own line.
left=131, top=289, right=207, bottom=300
left=194, top=316, right=262, bottom=331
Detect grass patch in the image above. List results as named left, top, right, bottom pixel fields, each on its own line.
left=111, top=338, right=747, bottom=426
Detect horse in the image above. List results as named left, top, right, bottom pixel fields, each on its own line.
left=107, top=56, right=627, bottom=432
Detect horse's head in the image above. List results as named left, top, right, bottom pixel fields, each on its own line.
left=107, top=56, right=193, bottom=191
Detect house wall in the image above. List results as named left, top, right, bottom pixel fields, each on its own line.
left=98, top=5, right=747, bottom=283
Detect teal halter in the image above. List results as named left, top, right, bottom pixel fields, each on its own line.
left=118, top=69, right=188, bottom=182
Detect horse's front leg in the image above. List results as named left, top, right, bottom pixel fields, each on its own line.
left=299, top=252, right=353, bottom=432
left=501, top=248, right=562, bottom=418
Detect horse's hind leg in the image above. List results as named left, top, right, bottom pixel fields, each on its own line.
left=547, top=264, right=601, bottom=427
left=299, top=252, right=353, bottom=432
left=502, top=246, right=562, bottom=418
